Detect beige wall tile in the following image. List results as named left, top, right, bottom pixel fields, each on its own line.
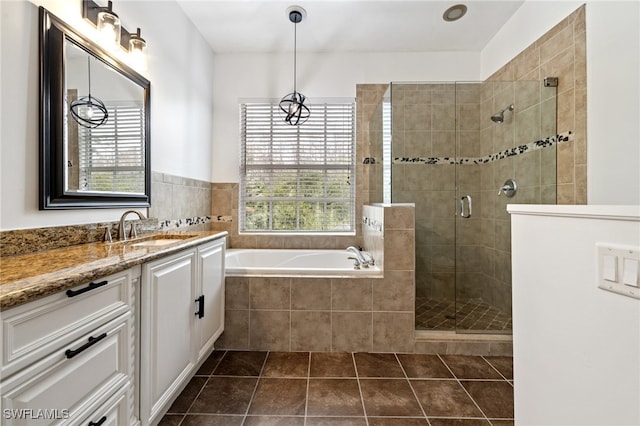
left=372, top=270, right=415, bottom=311
left=384, top=230, right=415, bottom=271
left=291, top=278, right=331, bottom=310
left=225, top=277, right=250, bottom=309
left=291, top=311, right=331, bottom=352
left=373, top=312, right=415, bottom=353
left=332, top=312, right=372, bottom=352
left=250, top=310, right=290, bottom=351
left=250, top=278, right=291, bottom=309
left=332, top=279, right=373, bottom=311
left=217, top=310, right=249, bottom=350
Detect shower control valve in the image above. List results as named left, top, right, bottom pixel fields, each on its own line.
left=498, top=178, right=517, bottom=198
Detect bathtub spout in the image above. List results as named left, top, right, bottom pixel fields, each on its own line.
left=361, top=251, right=375, bottom=266
left=347, top=246, right=370, bottom=267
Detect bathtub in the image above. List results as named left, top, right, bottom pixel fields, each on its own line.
left=225, top=249, right=382, bottom=277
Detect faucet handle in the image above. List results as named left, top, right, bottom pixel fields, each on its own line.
left=104, top=227, right=113, bottom=243
left=128, top=223, right=138, bottom=239
left=347, top=256, right=361, bottom=269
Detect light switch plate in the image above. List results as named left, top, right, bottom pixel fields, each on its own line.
left=597, top=243, right=640, bottom=300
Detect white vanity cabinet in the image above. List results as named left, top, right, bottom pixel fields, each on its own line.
left=140, top=237, right=225, bottom=426
left=0, top=267, right=139, bottom=426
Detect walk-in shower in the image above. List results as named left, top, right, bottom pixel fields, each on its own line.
left=369, top=80, right=559, bottom=334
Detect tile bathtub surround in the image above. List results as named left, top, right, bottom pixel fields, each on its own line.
left=160, top=351, right=514, bottom=425
left=217, top=204, right=416, bottom=353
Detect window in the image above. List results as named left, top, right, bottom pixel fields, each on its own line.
left=240, top=100, right=356, bottom=232
left=77, top=101, right=145, bottom=193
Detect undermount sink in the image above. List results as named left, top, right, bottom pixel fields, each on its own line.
left=116, top=233, right=198, bottom=247
left=130, top=239, right=185, bottom=247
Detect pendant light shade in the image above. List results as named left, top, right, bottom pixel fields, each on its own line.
left=70, top=57, right=109, bottom=129
left=279, top=7, right=309, bottom=125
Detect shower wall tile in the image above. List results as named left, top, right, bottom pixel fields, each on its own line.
left=488, top=4, right=586, bottom=204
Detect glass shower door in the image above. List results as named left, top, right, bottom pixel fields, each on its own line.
left=454, top=80, right=557, bottom=334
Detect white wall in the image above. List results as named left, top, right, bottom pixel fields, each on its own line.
left=482, top=1, right=640, bottom=205
left=510, top=205, right=640, bottom=425
left=211, top=51, right=480, bottom=182
left=0, top=0, right=215, bottom=230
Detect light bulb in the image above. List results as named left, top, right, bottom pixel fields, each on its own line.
left=96, top=3, right=121, bottom=50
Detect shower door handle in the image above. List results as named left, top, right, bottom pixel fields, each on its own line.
left=460, top=195, right=472, bottom=218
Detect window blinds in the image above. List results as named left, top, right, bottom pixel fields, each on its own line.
left=78, top=102, right=145, bottom=193
left=240, top=101, right=356, bottom=232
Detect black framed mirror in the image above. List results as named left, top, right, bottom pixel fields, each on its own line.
left=39, top=7, right=151, bottom=209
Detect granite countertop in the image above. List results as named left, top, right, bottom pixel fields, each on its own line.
left=0, top=230, right=228, bottom=310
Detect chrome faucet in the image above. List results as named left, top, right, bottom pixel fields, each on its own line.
left=346, top=246, right=374, bottom=268
left=118, top=210, right=146, bottom=241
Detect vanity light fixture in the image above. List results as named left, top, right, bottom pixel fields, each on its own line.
left=83, top=0, right=147, bottom=56
left=279, top=6, right=310, bottom=126
left=443, top=4, right=468, bottom=22
left=69, top=57, right=109, bottom=129
left=129, top=27, right=147, bottom=69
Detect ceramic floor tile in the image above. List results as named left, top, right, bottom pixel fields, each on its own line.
left=189, top=377, right=257, bottom=414
left=410, top=379, right=483, bottom=418
left=196, top=350, right=226, bottom=376
left=461, top=380, right=514, bottom=419
left=397, top=354, right=454, bottom=378
left=305, top=418, right=367, bottom=426
left=262, top=352, right=310, bottom=378
left=310, top=353, right=356, bottom=377
left=166, top=376, right=207, bottom=413
left=427, top=419, right=491, bottom=426
left=354, top=353, right=405, bottom=377
left=157, top=414, right=183, bottom=426
left=483, top=356, right=513, bottom=380
left=307, top=379, right=364, bottom=417
left=359, top=379, right=423, bottom=417
left=367, top=417, right=429, bottom=425
left=180, top=415, right=244, bottom=426
left=248, top=378, right=307, bottom=416
left=213, top=351, right=267, bottom=376
left=439, top=355, right=502, bottom=379
left=243, top=415, right=305, bottom=425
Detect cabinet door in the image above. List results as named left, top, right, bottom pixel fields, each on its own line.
left=196, top=239, right=225, bottom=361
left=140, top=250, right=196, bottom=426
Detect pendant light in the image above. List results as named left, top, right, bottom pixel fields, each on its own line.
left=70, top=57, right=109, bottom=129
left=279, top=6, right=310, bottom=126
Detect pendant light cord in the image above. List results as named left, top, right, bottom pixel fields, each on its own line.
left=293, top=20, right=297, bottom=94
left=87, top=57, right=92, bottom=101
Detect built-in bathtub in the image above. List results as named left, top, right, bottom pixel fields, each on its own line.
left=225, top=249, right=381, bottom=277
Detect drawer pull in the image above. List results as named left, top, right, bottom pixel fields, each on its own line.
left=65, top=333, right=107, bottom=359
left=88, top=416, right=107, bottom=426
left=66, top=280, right=108, bottom=297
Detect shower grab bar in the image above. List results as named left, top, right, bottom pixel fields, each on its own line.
left=460, top=195, right=472, bottom=218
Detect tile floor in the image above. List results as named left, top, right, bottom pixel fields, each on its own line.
left=160, top=351, right=514, bottom=425
left=415, top=297, right=512, bottom=332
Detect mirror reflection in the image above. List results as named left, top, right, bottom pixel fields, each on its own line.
left=65, top=40, right=146, bottom=195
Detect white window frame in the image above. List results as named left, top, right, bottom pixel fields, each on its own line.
left=239, top=99, right=356, bottom=234
left=78, top=101, right=146, bottom=194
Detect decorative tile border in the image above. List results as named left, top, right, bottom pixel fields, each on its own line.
left=362, top=216, right=383, bottom=232
left=393, top=131, right=573, bottom=165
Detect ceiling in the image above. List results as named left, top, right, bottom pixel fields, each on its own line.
left=176, top=0, right=525, bottom=54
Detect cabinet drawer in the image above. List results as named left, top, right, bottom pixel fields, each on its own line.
left=77, top=382, right=130, bottom=426
left=1, top=314, right=131, bottom=426
left=1, top=267, right=138, bottom=377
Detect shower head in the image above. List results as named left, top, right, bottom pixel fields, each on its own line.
left=491, top=104, right=514, bottom=123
